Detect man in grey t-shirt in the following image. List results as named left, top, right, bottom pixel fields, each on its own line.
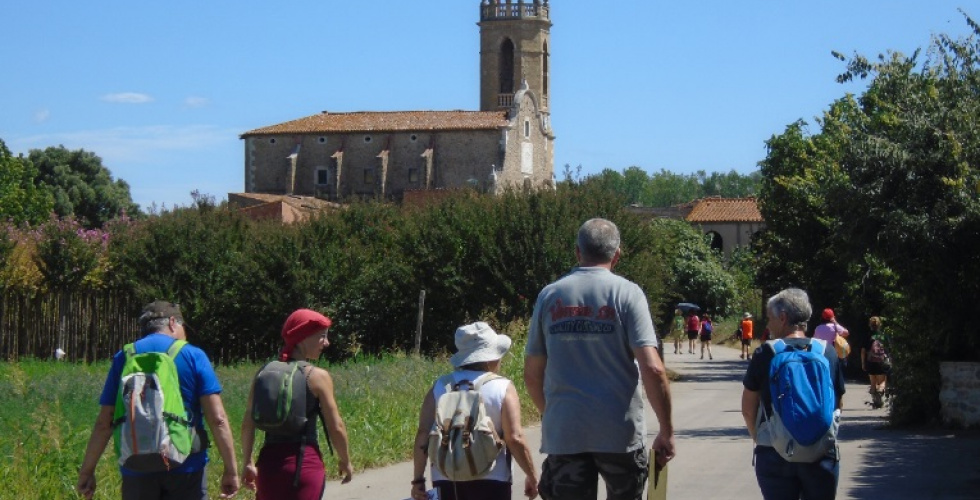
left=524, top=218, right=675, bottom=500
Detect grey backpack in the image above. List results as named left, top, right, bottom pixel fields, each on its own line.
left=251, top=360, right=311, bottom=435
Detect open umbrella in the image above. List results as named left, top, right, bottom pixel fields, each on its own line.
left=676, top=302, right=700, bottom=313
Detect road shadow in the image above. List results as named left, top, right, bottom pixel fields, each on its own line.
left=672, top=425, right=749, bottom=441
left=667, top=359, right=746, bottom=383
left=842, top=427, right=980, bottom=500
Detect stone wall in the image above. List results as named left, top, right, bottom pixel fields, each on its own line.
left=495, top=89, right=553, bottom=190
left=245, top=130, right=503, bottom=199
left=940, top=362, right=980, bottom=428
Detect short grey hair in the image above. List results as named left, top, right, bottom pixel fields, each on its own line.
left=577, top=218, right=620, bottom=263
left=141, top=317, right=174, bottom=335
left=766, top=288, right=812, bottom=330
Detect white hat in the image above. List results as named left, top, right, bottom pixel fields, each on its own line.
left=449, top=322, right=512, bottom=368
left=743, top=312, right=752, bottom=319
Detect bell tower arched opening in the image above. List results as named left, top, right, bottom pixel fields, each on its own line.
left=500, top=38, right=515, bottom=94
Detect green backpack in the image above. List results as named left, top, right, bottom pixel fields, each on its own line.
left=112, top=340, right=200, bottom=472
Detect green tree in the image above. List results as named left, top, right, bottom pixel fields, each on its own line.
left=28, top=145, right=140, bottom=227
left=621, top=166, right=651, bottom=205
left=703, top=170, right=762, bottom=198
left=652, top=218, right=738, bottom=316
left=0, top=139, right=53, bottom=225
left=643, top=169, right=701, bottom=207
left=755, top=11, right=980, bottom=423
left=580, top=167, right=761, bottom=207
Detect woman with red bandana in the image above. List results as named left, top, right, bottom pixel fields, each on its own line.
left=241, top=309, right=354, bottom=499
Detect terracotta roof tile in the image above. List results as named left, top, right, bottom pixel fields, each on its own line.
left=241, top=110, right=510, bottom=137
left=685, top=197, right=763, bottom=223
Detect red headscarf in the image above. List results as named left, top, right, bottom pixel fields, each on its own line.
left=280, top=309, right=332, bottom=361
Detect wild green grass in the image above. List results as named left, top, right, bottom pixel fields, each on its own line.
left=0, top=343, right=537, bottom=500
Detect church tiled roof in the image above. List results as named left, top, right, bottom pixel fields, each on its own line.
left=241, top=110, right=510, bottom=137
left=685, top=197, right=763, bottom=223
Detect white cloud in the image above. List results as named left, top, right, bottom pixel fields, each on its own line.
left=34, top=109, right=50, bottom=123
left=101, top=92, right=154, bottom=104
left=9, top=125, right=237, bottom=164
left=183, top=96, right=209, bottom=108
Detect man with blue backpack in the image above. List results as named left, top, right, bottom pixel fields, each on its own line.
left=77, top=301, right=240, bottom=499
left=741, top=288, right=846, bottom=500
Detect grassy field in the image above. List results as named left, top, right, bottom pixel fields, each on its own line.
left=0, top=310, right=708, bottom=500
left=0, top=346, right=536, bottom=500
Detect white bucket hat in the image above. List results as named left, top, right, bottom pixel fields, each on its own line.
left=449, top=322, right=512, bottom=368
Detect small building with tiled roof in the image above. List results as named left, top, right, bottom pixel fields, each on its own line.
left=228, top=192, right=343, bottom=224
left=686, top=196, right=764, bottom=257
left=237, top=1, right=555, bottom=203
left=628, top=196, right=765, bottom=258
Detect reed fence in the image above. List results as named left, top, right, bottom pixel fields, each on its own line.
left=0, top=291, right=141, bottom=362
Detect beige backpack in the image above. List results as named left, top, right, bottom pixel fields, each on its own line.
left=427, top=373, right=504, bottom=481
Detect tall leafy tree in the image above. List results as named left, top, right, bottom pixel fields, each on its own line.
left=0, top=139, right=53, bottom=226
left=28, top=145, right=140, bottom=227
left=652, top=218, right=738, bottom=316
left=755, top=11, right=980, bottom=423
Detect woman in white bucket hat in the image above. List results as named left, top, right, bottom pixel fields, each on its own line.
left=410, top=322, right=539, bottom=500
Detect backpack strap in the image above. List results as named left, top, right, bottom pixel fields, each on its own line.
left=768, top=338, right=828, bottom=354
left=290, top=361, right=335, bottom=487
left=473, top=372, right=505, bottom=391
left=298, top=362, right=335, bottom=457
left=122, top=339, right=186, bottom=358
left=292, top=361, right=313, bottom=488
left=167, top=339, right=187, bottom=358
left=435, top=374, right=457, bottom=393
left=809, top=338, right=828, bottom=354
left=764, top=339, right=785, bottom=355
left=442, top=372, right=506, bottom=392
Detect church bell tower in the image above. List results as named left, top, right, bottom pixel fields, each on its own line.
left=478, top=0, right=551, bottom=112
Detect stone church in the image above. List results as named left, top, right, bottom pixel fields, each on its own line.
left=238, top=0, right=555, bottom=203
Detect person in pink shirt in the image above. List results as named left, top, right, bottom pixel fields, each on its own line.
left=813, top=308, right=849, bottom=343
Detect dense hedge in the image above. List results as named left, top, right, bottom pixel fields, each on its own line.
left=1, top=185, right=732, bottom=363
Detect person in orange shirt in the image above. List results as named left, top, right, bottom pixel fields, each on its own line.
left=739, top=312, right=754, bottom=360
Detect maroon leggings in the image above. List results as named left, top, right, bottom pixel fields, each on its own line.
left=256, top=443, right=325, bottom=500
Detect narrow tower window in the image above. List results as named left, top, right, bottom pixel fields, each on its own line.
left=543, top=42, right=549, bottom=97
left=500, top=39, right=515, bottom=94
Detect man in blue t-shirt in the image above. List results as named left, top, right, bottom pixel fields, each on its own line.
left=525, top=218, right=675, bottom=500
left=77, top=301, right=240, bottom=500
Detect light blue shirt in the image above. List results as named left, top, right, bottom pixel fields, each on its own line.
left=526, top=266, right=658, bottom=454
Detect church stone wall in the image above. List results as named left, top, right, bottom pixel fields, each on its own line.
left=433, top=130, right=502, bottom=191
left=245, top=130, right=502, bottom=199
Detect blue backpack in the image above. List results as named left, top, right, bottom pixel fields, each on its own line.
left=759, top=338, right=840, bottom=462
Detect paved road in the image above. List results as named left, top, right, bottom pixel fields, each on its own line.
left=327, top=344, right=979, bottom=500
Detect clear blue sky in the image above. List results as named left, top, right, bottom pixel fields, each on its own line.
left=1, top=1, right=974, bottom=210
